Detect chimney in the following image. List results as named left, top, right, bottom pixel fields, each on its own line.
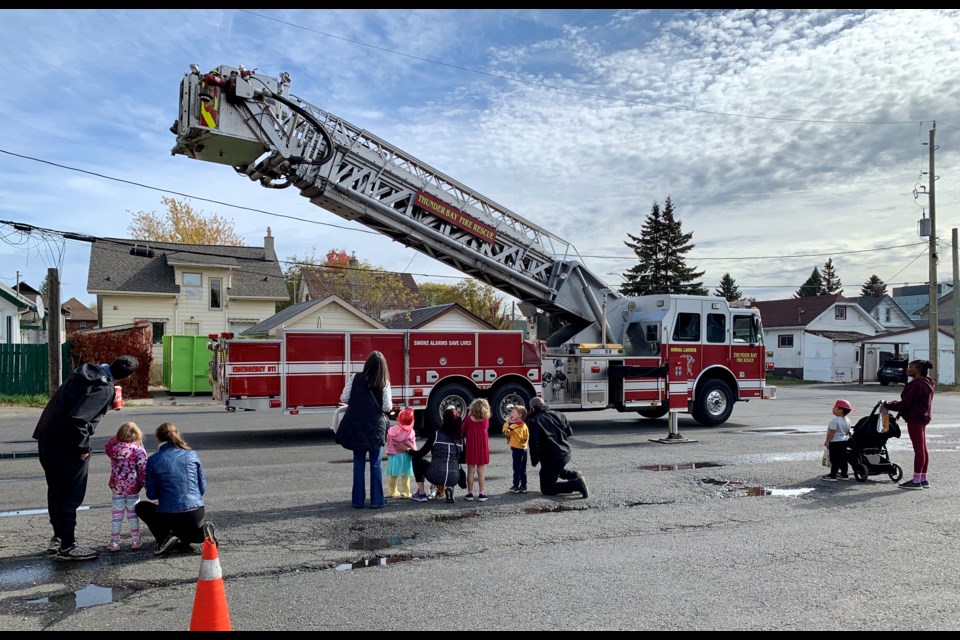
left=264, top=227, right=276, bottom=261
left=349, top=251, right=358, bottom=268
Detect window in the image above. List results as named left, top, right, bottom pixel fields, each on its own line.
left=706, top=313, right=726, bottom=343
left=885, top=308, right=891, bottom=322
left=183, top=272, right=202, bottom=300
left=672, top=312, right=700, bottom=342
left=835, top=306, right=846, bottom=320
left=152, top=321, right=165, bottom=344
left=733, top=315, right=758, bottom=344
left=79, top=322, right=87, bottom=330
left=778, top=335, right=794, bottom=348
left=210, top=277, right=222, bottom=310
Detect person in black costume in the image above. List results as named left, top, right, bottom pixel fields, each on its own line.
left=526, top=396, right=588, bottom=499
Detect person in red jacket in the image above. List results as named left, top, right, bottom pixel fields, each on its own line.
left=883, top=359, right=935, bottom=490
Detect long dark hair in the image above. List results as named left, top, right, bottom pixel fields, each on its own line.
left=361, top=351, right=389, bottom=391
left=439, top=406, right=462, bottom=440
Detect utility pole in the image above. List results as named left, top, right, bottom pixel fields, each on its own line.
left=953, top=228, right=959, bottom=386
left=46, top=267, right=61, bottom=395
left=927, top=123, right=938, bottom=381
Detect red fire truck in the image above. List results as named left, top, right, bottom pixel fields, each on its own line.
left=174, top=64, right=775, bottom=430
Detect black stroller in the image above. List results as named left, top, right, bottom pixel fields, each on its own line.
left=846, top=401, right=903, bottom=483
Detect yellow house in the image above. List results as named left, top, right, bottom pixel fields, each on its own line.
left=87, top=229, right=289, bottom=344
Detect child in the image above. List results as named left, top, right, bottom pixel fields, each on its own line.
left=502, top=404, right=529, bottom=493
left=462, top=398, right=491, bottom=501
left=822, top=398, right=853, bottom=481
left=104, top=421, right=148, bottom=551
left=386, top=408, right=417, bottom=498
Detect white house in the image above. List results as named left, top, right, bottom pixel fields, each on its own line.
left=0, top=281, right=39, bottom=344
left=859, top=323, right=956, bottom=385
left=753, top=295, right=885, bottom=382
left=383, top=303, right=497, bottom=331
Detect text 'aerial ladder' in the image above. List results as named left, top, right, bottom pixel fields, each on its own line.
left=170, top=65, right=624, bottom=348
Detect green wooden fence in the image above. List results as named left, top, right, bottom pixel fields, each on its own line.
left=0, top=343, right=73, bottom=396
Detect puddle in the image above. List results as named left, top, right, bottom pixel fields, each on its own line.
left=348, top=535, right=414, bottom=550
left=432, top=510, right=478, bottom=522
left=0, top=561, right=57, bottom=589
left=700, top=477, right=814, bottom=498
left=640, top=461, right=723, bottom=471
left=335, top=556, right=416, bottom=570
left=26, top=583, right=136, bottom=611
left=524, top=505, right=579, bottom=514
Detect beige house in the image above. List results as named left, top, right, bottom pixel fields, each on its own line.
left=87, top=229, right=289, bottom=345
left=241, top=294, right=384, bottom=338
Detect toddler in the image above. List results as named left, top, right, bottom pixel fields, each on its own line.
left=386, top=409, right=417, bottom=498
left=822, top=398, right=853, bottom=481
left=104, top=421, right=147, bottom=551
left=502, top=404, right=529, bottom=493
left=462, top=398, right=491, bottom=501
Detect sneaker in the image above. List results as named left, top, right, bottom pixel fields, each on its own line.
left=838, top=475, right=849, bottom=480
left=579, top=477, right=589, bottom=499
left=412, top=491, right=429, bottom=502
left=131, top=539, right=143, bottom=550
left=202, top=521, right=219, bottom=546
left=821, top=475, right=838, bottom=481
left=899, top=481, right=924, bottom=490
left=47, top=536, right=61, bottom=554
left=55, top=543, right=98, bottom=562
left=154, top=534, right=180, bottom=556
left=921, top=481, right=930, bottom=488
left=477, top=493, right=488, bottom=502
left=519, top=487, right=527, bottom=494
left=464, top=493, right=475, bottom=501
left=428, top=486, right=438, bottom=500
left=107, top=541, right=121, bottom=552
left=509, top=486, right=520, bottom=494
left=445, top=488, right=455, bottom=503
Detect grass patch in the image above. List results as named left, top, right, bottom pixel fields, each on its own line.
left=0, top=394, right=49, bottom=408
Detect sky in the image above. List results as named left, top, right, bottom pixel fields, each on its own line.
left=2, top=9, right=960, bottom=312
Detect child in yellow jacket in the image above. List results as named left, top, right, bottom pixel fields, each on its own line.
left=502, top=404, right=529, bottom=493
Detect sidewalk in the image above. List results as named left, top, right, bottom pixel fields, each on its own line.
left=124, top=386, right=221, bottom=407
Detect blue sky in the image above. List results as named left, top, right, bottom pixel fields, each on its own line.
left=2, top=9, right=959, bottom=309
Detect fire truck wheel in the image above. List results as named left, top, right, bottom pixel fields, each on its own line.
left=489, top=384, right=532, bottom=429
left=426, top=383, right=473, bottom=432
left=637, top=406, right=669, bottom=420
left=691, top=380, right=733, bottom=427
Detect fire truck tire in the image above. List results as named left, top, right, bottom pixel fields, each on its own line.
left=426, top=383, right=473, bottom=432
left=691, top=380, right=733, bottom=427
left=489, top=383, right=533, bottom=429
left=637, top=406, right=669, bottom=419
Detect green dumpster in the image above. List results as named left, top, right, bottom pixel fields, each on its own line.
left=162, top=335, right=214, bottom=394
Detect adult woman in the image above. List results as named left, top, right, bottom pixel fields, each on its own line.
left=337, top=351, right=393, bottom=509
left=883, top=359, right=935, bottom=490
left=134, top=422, right=209, bottom=555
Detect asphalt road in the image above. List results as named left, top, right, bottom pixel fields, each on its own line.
left=1, top=383, right=958, bottom=631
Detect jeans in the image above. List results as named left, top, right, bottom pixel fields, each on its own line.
left=511, top=448, right=528, bottom=489
left=353, top=447, right=385, bottom=508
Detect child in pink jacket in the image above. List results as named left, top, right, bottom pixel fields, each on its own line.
left=385, top=409, right=417, bottom=498
left=104, top=421, right=147, bottom=551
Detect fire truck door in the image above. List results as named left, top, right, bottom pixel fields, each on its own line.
left=666, top=302, right=704, bottom=402
left=731, top=313, right=764, bottom=398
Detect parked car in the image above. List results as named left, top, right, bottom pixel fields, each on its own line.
left=877, top=358, right=909, bottom=385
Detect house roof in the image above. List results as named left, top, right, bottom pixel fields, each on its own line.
left=62, top=297, right=97, bottom=321
left=383, top=303, right=496, bottom=330
left=848, top=295, right=883, bottom=313
left=88, top=238, right=288, bottom=300
left=241, top=295, right=384, bottom=336
left=302, top=267, right=426, bottom=309
left=914, top=290, right=956, bottom=315
left=806, top=330, right=873, bottom=342
left=752, top=295, right=848, bottom=328
left=1, top=281, right=36, bottom=310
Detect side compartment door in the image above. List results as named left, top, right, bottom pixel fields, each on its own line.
left=731, top=313, right=764, bottom=398
left=225, top=340, right=281, bottom=398
left=284, top=331, right=347, bottom=409
left=349, top=333, right=406, bottom=409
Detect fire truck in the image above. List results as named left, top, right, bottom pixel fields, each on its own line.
left=171, top=64, right=776, bottom=430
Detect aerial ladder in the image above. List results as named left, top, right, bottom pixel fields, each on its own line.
left=171, top=64, right=623, bottom=349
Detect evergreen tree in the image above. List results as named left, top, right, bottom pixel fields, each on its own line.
left=795, top=266, right=826, bottom=298
left=860, top=275, right=887, bottom=297
left=821, top=257, right=843, bottom=295
left=714, top=273, right=742, bottom=302
left=619, top=196, right=706, bottom=296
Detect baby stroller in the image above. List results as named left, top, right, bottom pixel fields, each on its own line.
left=846, top=401, right=903, bottom=483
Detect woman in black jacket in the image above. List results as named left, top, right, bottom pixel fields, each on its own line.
left=337, top=351, right=392, bottom=508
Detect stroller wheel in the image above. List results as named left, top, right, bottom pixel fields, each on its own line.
left=853, top=464, right=868, bottom=482
left=889, top=464, right=903, bottom=482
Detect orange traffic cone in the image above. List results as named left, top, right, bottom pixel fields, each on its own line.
left=189, top=523, right=231, bottom=631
